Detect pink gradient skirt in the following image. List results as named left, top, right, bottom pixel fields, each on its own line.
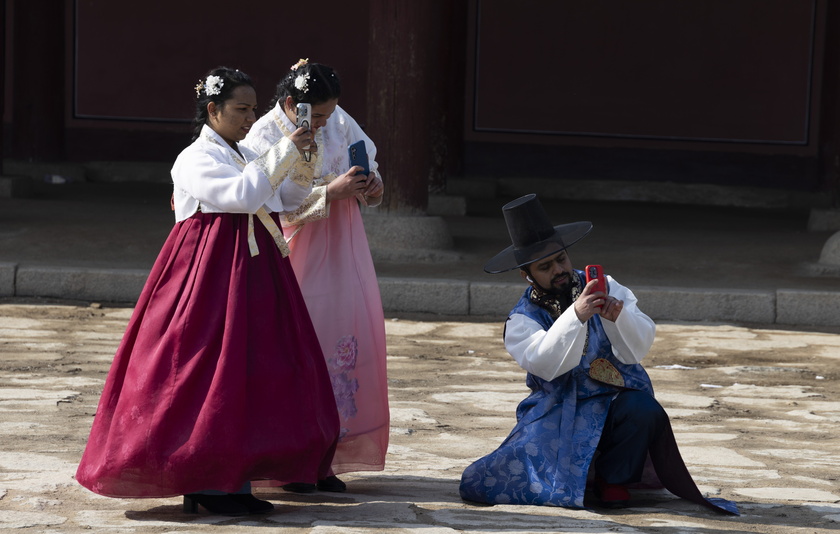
left=283, top=197, right=389, bottom=474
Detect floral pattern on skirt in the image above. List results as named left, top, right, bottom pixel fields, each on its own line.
left=328, top=335, right=360, bottom=437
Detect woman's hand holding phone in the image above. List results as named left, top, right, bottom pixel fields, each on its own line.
left=295, top=103, right=312, bottom=161
left=326, top=166, right=368, bottom=203
left=289, top=127, right=317, bottom=155
left=362, top=173, right=384, bottom=200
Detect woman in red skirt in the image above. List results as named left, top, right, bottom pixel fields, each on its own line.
left=75, top=67, right=340, bottom=517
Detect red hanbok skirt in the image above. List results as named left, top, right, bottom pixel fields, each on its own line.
left=75, top=212, right=339, bottom=497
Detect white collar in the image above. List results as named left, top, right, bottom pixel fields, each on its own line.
left=273, top=102, right=297, bottom=132
left=200, top=124, right=246, bottom=167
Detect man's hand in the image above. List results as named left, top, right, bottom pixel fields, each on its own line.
left=600, top=295, right=624, bottom=322
left=575, top=279, right=624, bottom=323
left=574, top=279, right=606, bottom=323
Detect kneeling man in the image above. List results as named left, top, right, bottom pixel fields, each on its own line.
left=459, top=194, right=738, bottom=515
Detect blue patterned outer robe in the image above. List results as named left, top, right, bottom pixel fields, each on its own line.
left=459, top=272, right=739, bottom=515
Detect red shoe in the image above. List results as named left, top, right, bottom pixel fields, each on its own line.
left=595, top=477, right=630, bottom=508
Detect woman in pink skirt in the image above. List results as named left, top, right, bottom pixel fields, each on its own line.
left=75, top=67, right=340, bottom=516
left=243, top=59, right=389, bottom=492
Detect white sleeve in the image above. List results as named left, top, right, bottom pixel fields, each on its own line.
left=342, top=109, right=380, bottom=178
left=504, top=306, right=588, bottom=381
left=339, top=107, right=384, bottom=208
left=361, top=133, right=383, bottom=208
left=275, top=178, right=313, bottom=212
left=172, top=136, right=312, bottom=219
left=240, top=112, right=279, bottom=156
left=600, top=276, right=656, bottom=364
left=361, top=129, right=383, bottom=208
left=172, top=147, right=276, bottom=215
left=336, top=106, right=385, bottom=208
left=241, top=111, right=318, bottom=213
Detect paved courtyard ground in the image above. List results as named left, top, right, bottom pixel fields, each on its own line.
left=1, top=300, right=839, bottom=533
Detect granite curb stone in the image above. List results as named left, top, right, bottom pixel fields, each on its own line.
left=776, top=289, right=840, bottom=326
left=0, top=262, right=16, bottom=297
left=468, top=282, right=780, bottom=324
left=469, top=282, right=527, bottom=316
left=378, top=277, right=470, bottom=315
left=15, top=267, right=148, bottom=303
left=633, top=287, right=777, bottom=324
left=4, top=267, right=839, bottom=326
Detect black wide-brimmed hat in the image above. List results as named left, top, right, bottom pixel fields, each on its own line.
left=484, top=194, right=592, bottom=274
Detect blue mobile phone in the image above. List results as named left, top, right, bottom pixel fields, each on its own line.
left=348, top=140, right=370, bottom=176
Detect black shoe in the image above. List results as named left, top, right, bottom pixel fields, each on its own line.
left=231, top=493, right=274, bottom=514
left=281, top=482, right=318, bottom=493
left=183, top=494, right=249, bottom=516
left=316, top=475, right=346, bottom=492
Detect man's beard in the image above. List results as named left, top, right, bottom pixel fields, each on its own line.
left=543, top=272, right=572, bottom=296
left=528, top=269, right=578, bottom=318
left=535, top=272, right=574, bottom=307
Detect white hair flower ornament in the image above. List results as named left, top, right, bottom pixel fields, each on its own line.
left=194, top=75, right=224, bottom=97
left=204, top=75, right=224, bottom=96
left=294, top=73, right=311, bottom=93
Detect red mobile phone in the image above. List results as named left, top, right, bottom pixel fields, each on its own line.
left=585, top=264, right=607, bottom=294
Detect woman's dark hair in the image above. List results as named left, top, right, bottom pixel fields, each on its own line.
left=269, top=61, right=341, bottom=113
left=191, top=66, right=255, bottom=141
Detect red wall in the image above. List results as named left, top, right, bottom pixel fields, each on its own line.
left=467, top=0, right=824, bottom=156
left=72, top=0, right=370, bottom=123
left=3, top=0, right=372, bottom=161
left=3, top=0, right=837, bottom=193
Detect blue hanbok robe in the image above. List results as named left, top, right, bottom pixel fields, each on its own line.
left=459, top=273, right=738, bottom=515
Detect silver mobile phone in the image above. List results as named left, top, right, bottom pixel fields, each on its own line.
left=296, top=103, right=312, bottom=162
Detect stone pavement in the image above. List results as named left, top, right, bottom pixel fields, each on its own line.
left=1, top=180, right=840, bottom=326
left=1, top=300, right=839, bottom=533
